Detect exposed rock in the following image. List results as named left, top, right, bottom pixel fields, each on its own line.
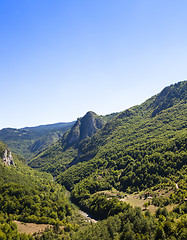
left=64, top=111, right=105, bottom=148
left=3, top=149, right=15, bottom=166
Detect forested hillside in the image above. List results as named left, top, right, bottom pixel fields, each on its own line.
left=29, top=111, right=117, bottom=176
left=0, top=122, right=74, bottom=159
left=0, top=141, right=79, bottom=239
left=70, top=207, right=187, bottom=240
left=55, top=81, right=187, bottom=220
left=1, top=81, right=187, bottom=239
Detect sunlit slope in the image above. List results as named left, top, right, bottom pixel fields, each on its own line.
left=28, top=111, right=117, bottom=176
left=57, top=81, right=187, bottom=191
left=0, top=122, right=74, bottom=159
left=0, top=140, right=72, bottom=225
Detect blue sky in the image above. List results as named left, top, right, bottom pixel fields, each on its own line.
left=0, top=0, right=187, bottom=129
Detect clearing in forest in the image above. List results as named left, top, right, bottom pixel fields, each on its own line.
left=14, top=220, right=52, bottom=235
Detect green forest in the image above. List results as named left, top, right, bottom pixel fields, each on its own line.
left=0, top=81, right=187, bottom=239
left=0, top=142, right=79, bottom=239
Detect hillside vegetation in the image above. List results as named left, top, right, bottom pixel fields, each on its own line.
left=55, top=81, right=187, bottom=218
left=29, top=111, right=117, bottom=176
left=0, top=81, right=187, bottom=239
left=0, top=141, right=74, bottom=223
left=0, top=141, right=81, bottom=239
left=0, top=122, right=74, bottom=159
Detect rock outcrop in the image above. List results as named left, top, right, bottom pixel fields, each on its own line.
left=3, top=149, right=15, bottom=166
left=64, top=111, right=105, bottom=148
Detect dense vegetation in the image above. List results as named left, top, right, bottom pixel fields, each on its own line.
left=0, top=181, right=72, bottom=224
left=0, top=122, right=74, bottom=159
left=0, top=81, right=187, bottom=239
left=0, top=213, right=34, bottom=240
left=71, top=208, right=187, bottom=240
left=29, top=111, right=117, bottom=176
left=0, top=152, right=72, bottom=224
left=55, top=81, right=187, bottom=219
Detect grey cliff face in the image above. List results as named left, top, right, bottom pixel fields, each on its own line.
left=65, top=111, right=105, bottom=147
left=3, top=149, right=15, bottom=166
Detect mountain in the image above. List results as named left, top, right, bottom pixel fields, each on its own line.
left=1, top=81, right=187, bottom=239
left=63, top=111, right=105, bottom=147
left=0, top=121, right=74, bottom=159
left=29, top=81, right=187, bottom=185
left=54, top=81, right=187, bottom=220
left=65, top=80, right=187, bottom=169
left=28, top=111, right=112, bottom=176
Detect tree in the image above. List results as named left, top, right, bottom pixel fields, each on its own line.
left=143, top=202, right=149, bottom=209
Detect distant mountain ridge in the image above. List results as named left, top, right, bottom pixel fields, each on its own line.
left=0, top=121, right=75, bottom=159
left=23, top=122, right=74, bottom=131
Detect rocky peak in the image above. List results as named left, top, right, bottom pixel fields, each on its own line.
left=64, top=111, right=105, bottom=147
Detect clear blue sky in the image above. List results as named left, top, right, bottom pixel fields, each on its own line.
left=0, top=0, right=187, bottom=129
